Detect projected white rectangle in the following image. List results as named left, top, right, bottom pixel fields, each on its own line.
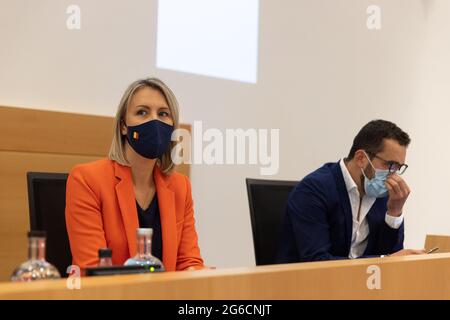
left=156, top=0, right=259, bottom=84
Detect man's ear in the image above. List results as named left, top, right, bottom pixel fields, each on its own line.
left=354, top=149, right=367, bottom=169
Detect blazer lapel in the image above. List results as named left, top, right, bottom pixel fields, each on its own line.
left=154, top=167, right=177, bottom=271
left=331, top=161, right=353, bottom=252
left=114, top=162, right=139, bottom=258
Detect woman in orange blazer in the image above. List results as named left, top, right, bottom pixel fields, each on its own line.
left=65, top=78, right=204, bottom=272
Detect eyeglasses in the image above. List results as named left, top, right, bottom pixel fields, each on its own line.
left=370, top=154, right=408, bottom=175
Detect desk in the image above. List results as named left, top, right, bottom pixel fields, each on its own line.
left=1, top=253, right=450, bottom=299
left=425, top=235, right=450, bottom=253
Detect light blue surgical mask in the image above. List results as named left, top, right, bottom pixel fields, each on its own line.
left=361, top=152, right=390, bottom=198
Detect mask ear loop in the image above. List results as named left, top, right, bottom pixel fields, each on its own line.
left=361, top=167, right=368, bottom=179
left=361, top=151, right=375, bottom=182
left=121, top=120, right=132, bottom=146
left=363, top=151, right=376, bottom=171
left=121, top=119, right=130, bottom=135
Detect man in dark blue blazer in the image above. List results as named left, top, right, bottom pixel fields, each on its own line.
left=278, top=120, right=425, bottom=263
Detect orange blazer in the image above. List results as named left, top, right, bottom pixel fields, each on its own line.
left=65, top=159, right=204, bottom=272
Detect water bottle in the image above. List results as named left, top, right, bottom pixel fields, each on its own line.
left=98, top=248, right=113, bottom=267
left=11, top=231, right=61, bottom=282
left=124, top=228, right=165, bottom=272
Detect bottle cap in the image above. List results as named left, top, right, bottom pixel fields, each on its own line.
left=28, top=230, right=46, bottom=238
left=98, top=248, right=112, bottom=258
left=137, top=228, right=153, bottom=237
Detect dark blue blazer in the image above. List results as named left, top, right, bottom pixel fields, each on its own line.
left=277, top=161, right=404, bottom=263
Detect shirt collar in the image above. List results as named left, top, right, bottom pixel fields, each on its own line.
left=339, top=158, right=359, bottom=193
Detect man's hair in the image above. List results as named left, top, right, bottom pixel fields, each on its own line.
left=347, top=120, right=411, bottom=159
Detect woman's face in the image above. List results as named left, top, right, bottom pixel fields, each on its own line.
left=121, top=86, right=173, bottom=135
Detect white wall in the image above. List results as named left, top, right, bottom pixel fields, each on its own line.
left=1, top=0, right=449, bottom=267
left=404, top=0, right=450, bottom=248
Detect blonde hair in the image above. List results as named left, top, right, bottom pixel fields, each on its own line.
left=108, top=78, right=180, bottom=175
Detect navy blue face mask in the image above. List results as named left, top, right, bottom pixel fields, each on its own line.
left=125, top=119, right=174, bottom=159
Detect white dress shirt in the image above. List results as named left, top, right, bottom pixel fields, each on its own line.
left=339, top=159, right=404, bottom=259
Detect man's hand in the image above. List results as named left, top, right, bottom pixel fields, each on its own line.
left=389, top=249, right=426, bottom=257
left=386, top=174, right=410, bottom=217
left=185, top=265, right=216, bottom=271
